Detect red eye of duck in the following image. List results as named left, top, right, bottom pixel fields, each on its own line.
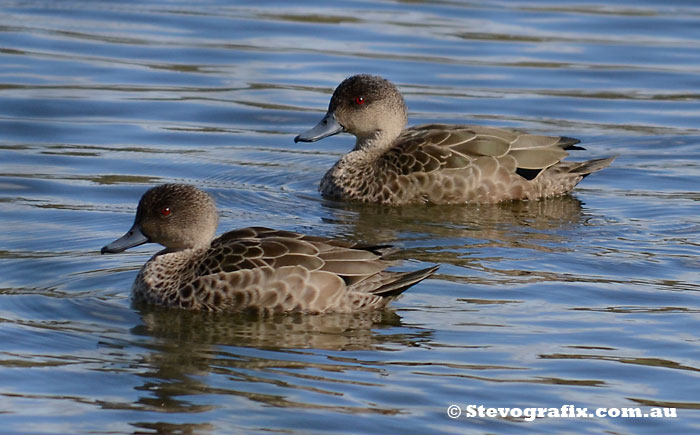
left=354, top=96, right=365, bottom=105
left=160, top=207, right=172, bottom=217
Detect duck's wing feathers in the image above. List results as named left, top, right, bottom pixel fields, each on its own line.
left=203, top=227, right=390, bottom=285
left=388, top=124, right=581, bottom=174
left=191, top=227, right=424, bottom=313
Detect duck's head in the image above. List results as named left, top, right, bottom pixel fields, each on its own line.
left=101, top=184, right=218, bottom=254
left=295, top=74, right=408, bottom=146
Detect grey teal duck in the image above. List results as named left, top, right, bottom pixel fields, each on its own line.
left=101, top=184, right=437, bottom=313
left=295, top=74, right=614, bottom=205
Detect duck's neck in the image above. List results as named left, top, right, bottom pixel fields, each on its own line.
left=351, top=128, right=400, bottom=157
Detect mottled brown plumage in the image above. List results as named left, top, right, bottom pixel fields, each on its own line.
left=101, top=184, right=437, bottom=313
left=295, top=74, right=614, bottom=204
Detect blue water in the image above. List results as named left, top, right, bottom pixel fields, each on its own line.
left=0, top=1, right=699, bottom=433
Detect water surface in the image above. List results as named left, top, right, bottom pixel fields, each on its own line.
left=1, top=1, right=699, bottom=433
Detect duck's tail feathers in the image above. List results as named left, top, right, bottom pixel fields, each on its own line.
left=372, top=265, right=439, bottom=299
left=571, top=156, right=616, bottom=177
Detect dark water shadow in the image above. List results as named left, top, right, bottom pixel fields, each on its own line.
left=123, top=304, right=434, bottom=424
left=319, top=195, right=590, bottom=272
left=131, top=303, right=430, bottom=352
left=321, top=195, right=587, bottom=242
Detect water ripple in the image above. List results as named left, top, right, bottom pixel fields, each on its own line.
left=1, top=0, right=699, bottom=433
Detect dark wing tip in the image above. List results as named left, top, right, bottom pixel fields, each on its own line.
left=559, top=136, right=585, bottom=151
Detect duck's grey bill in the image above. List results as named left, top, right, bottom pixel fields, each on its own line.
left=101, top=224, right=150, bottom=254
left=294, top=113, right=344, bottom=143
